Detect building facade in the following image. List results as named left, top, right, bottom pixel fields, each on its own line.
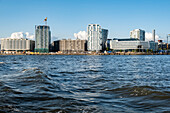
left=149, top=41, right=158, bottom=52
left=130, top=29, right=145, bottom=41
left=53, top=39, right=87, bottom=52
left=102, top=29, right=108, bottom=50
left=87, top=24, right=108, bottom=51
left=51, top=40, right=60, bottom=52
left=106, top=39, right=112, bottom=50
left=35, top=25, right=51, bottom=53
left=110, top=38, right=158, bottom=52
left=158, top=40, right=170, bottom=50
left=0, top=38, right=35, bottom=52
left=110, top=38, right=149, bottom=51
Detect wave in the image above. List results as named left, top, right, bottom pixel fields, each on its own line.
left=58, top=71, right=75, bottom=74
left=0, top=83, right=23, bottom=95
left=22, top=67, right=38, bottom=72
left=105, top=86, right=170, bottom=98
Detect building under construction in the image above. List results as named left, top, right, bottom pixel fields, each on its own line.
left=35, top=25, right=51, bottom=53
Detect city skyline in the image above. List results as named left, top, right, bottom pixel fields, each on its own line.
left=0, top=0, right=170, bottom=42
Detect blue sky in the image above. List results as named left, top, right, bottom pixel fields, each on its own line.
left=0, top=0, right=170, bottom=41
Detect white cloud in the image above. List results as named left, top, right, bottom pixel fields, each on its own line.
left=25, top=32, right=34, bottom=40
left=145, top=32, right=159, bottom=41
left=10, top=32, right=27, bottom=39
left=3, top=32, right=34, bottom=40
left=74, top=31, right=87, bottom=40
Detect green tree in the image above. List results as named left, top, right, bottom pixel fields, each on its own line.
left=146, top=49, right=149, bottom=53
left=106, top=47, right=109, bottom=51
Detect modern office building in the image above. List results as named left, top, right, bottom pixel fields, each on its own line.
left=102, top=29, right=108, bottom=50
left=35, top=25, right=51, bottom=53
left=87, top=24, right=108, bottom=51
left=110, top=38, right=158, bottom=52
left=53, top=39, right=87, bottom=52
left=149, top=41, right=158, bottom=52
left=51, top=40, right=60, bottom=52
left=106, top=39, right=112, bottom=50
left=110, top=38, right=149, bottom=51
left=0, top=38, right=35, bottom=52
left=130, top=29, right=145, bottom=41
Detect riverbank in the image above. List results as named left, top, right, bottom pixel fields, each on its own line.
left=0, top=52, right=170, bottom=55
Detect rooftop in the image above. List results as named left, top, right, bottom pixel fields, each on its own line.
left=113, top=38, right=139, bottom=41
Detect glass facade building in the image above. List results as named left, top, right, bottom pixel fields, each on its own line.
left=35, top=25, right=51, bottom=53
left=102, top=29, right=108, bottom=50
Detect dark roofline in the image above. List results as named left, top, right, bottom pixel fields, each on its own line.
left=113, top=38, right=139, bottom=41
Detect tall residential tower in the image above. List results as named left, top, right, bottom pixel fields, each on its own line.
left=130, top=29, right=145, bottom=41
left=35, top=25, right=51, bottom=53
left=87, top=24, right=108, bottom=51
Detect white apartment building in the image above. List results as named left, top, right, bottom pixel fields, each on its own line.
left=87, top=24, right=108, bottom=51
left=0, top=38, right=35, bottom=51
left=130, top=29, right=145, bottom=41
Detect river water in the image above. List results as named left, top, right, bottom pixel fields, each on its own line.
left=0, top=55, right=169, bottom=113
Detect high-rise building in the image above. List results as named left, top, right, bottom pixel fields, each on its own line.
left=87, top=24, right=108, bottom=51
left=130, top=29, right=145, bottom=41
left=35, top=25, right=51, bottom=53
left=102, top=29, right=108, bottom=50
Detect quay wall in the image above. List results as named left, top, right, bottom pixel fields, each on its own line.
left=0, top=52, right=170, bottom=55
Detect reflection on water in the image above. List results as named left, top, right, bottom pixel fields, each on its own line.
left=0, top=55, right=170, bottom=112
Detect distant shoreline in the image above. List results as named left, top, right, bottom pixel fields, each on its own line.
left=0, top=52, right=170, bottom=55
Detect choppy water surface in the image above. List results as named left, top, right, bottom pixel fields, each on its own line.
left=0, top=55, right=169, bottom=113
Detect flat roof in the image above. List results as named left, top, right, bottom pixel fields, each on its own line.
left=113, top=38, right=139, bottom=41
